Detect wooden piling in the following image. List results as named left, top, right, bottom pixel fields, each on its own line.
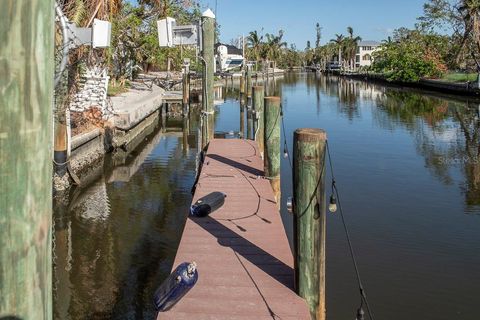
left=53, top=47, right=69, bottom=179
left=54, top=122, right=67, bottom=176
left=264, top=97, right=281, bottom=201
left=239, top=96, right=245, bottom=139
left=182, top=116, right=190, bottom=154
left=240, top=72, right=245, bottom=96
left=246, top=65, right=252, bottom=98
left=252, top=86, right=265, bottom=155
left=293, top=128, right=327, bottom=320
left=0, top=1, right=54, bottom=318
left=182, top=64, right=190, bottom=116
left=201, top=10, right=215, bottom=145
left=247, top=105, right=253, bottom=140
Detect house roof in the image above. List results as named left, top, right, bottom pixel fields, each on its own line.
left=358, top=40, right=381, bottom=47
left=215, top=43, right=243, bottom=56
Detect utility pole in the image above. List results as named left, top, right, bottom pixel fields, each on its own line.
left=0, top=1, right=54, bottom=319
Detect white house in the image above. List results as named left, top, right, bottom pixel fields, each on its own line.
left=356, top=41, right=381, bottom=68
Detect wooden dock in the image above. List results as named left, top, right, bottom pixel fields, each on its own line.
left=160, top=139, right=310, bottom=320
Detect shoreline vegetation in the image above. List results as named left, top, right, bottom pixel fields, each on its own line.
left=299, top=1, right=480, bottom=92
left=56, top=0, right=480, bottom=103
left=321, top=69, right=480, bottom=97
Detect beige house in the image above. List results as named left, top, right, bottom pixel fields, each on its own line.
left=356, top=41, right=381, bottom=68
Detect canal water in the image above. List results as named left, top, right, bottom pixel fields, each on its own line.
left=53, top=73, right=480, bottom=319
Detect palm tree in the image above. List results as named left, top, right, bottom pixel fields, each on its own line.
left=247, top=30, right=264, bottom=65
left=382, top=36, right=393, bottom=44
left=265, top=30, right=287, bottom=70
left=344, top=26, right=362, bottom=70
left=62, top=0, right=122, bottom=25
left=330, top=34, right=345, bottom=66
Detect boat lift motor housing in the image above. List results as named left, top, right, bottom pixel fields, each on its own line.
left=190, top=191, right=226, bottom=217
left=153, top=262, right=198, bottom=312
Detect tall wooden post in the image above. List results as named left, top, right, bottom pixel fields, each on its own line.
left=182, top=59, right=190, bottom=116
left=246, top=106, right=253, bottom=140
left=201, top=9, right=215, bottom=145
left=252, top=86, right=265, bottom=156
left=246, top=65, right=252, bottom=98
left=240, top=72, right=245, bottom=97
left=245, top=66, right=253, bottom=139
left=239, top=96, right=245, bottom=139
left=182, top=116, right=190, bottom=155
left=293, top=128, right=327, bottom=320
left=264, top=97, right=281, bottom=202
left=0, top=1, right=54, bottom=319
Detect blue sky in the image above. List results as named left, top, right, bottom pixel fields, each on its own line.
left=198, top=0, right=427, bottom=48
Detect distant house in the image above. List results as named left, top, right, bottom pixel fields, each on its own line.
left=356, top=41, right=381, bottom=68
left=215, top=43, right=244, bottom=72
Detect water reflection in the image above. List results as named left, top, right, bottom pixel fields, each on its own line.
left=53, top=115, right=198, bottom=319
left=374, top=89, right=480, bottom=209
left=297, top=73, right=480, bottom=210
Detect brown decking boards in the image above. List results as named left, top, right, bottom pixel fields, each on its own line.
left=159, top=139, right=310, bottom=320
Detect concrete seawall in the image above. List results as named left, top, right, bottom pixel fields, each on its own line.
left=58, top=84, right=182, bottom=192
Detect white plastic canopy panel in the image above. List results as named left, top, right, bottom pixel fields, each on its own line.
left=92, top=19, right=111, bottom=48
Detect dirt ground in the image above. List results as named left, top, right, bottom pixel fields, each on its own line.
left=71, top=107, right=105, bottom=136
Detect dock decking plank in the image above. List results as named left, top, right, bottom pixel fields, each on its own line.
left=159, top=139, right=310, bottom=319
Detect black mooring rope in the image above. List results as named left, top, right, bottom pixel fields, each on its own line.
left=280, top=104, right=293, bottom=170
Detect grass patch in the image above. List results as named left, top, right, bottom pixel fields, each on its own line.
left=441, top=72, right=478, bottom=83
left=108, top=80, right=130, bottom=96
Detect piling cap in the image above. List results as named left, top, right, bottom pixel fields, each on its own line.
left=294, top=128, right=327, bottom=142
left=202, top=8, right=215, bottom=18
